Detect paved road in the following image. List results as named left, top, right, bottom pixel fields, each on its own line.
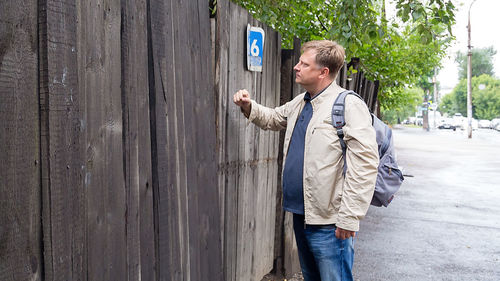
left=353, top=127, right=500, bottom=281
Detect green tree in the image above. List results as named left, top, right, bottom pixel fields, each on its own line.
left=471, top=75, right=500, bottom=120
left=455, top=46, right=496, bottom=79
left=439, top=92, right=458, bottom=116
left=439, top=74, right=500, bottom=120
left=231, top=0, right=456, bottom=114
left=381, top=87, right=424, bottom=124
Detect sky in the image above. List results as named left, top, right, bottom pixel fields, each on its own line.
left=437, top=0, right=500, bottom=95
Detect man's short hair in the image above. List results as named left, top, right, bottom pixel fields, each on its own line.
left=301, top=40, right=345, bottom=78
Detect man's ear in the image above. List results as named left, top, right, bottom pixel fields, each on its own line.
left=319, top=67, right=330, bottom=79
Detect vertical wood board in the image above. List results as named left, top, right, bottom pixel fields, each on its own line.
left=77, top=0, right=126, bottom=280
left=0, top=1, right=42, bottom=280
left=121, top=0, right=156, bottom=280
left=41, top=0, right=86, bottom=280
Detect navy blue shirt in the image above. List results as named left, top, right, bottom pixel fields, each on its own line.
left=282, top=90, right=324, bottom=214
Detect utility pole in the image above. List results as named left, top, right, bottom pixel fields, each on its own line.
left=423, top=91, right=429, bottom=131
left=433, top=69, right=438, bottom=129
left=467, top=0, right=477, bottom=138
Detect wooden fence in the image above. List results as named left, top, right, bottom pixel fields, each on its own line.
left=1, top=0, right=221, bottom=280
left=0, top=0, right=379, bottom=280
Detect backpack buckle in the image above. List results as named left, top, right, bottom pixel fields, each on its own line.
left=336, top=128, right=344, bottom=138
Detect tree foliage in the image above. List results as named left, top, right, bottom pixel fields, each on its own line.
left=439, top=91, right=459, bottom=116
left=455, top=46, right=496, bottom=80
left=381, top=87, right=424, bottom=124
left=231, top=0, right=456, bottom=113
left=439, top=74, right=500, bottom=120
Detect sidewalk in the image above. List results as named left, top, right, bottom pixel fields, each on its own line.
left=353, top=126, right=500, bottom=280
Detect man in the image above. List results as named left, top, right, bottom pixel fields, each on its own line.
left=233, top=40, right=379, bottom=281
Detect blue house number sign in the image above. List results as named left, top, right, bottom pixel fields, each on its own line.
left=247, top=24, right=265, bottom=72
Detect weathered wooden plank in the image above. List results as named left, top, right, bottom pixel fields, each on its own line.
left=338, top=62, right=348, bottom=89
left=292, top=38, right=304, bottom=98
left=171, top=2, right=190, bottom=277
left=0, top=1, right=42, bottom=280
left=236, top=4, right=253, bottom=280
left=214, top=0, right=232, bottom=279
left=76, top=0, right=126, bottom=280
left=182, top=0, right=222, bottom=279
left=363, top=75, right=369, bottom=101
left=213, top=1, right=234, bottom=280
left=366, top=80, right=375, bottom=112
left=373, top=80, right=380, bottom=116
left=199, top=0, right=224, bottom=278
left=148, top=0, right=188, bottom=279
left=360, top=72, right=366, bottom=98
left=243, top=12, right=256, bottom=280
left=173, top=1, right=194, bottom=277
left=40, top=0, right=86, bottom=280
left=120, top=0, right=155, bottom=280
left=357, top=71, right=366, bottom=98
left=221, top=1, right=242, bottom=280
left=215, top=2, right=281, bottom=280
left=149, top=0, right=222, bottom=280
left=267, top=27, right=281, bottom=271
left=274, top=49, right=292, bottom=275
left=38, top=1, right=52, bottom=278
left=283, top=212, right=300, bottom=279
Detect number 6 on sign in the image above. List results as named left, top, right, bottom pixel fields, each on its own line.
left=250, top=39, right=259, bottom=56
left=247, top=24, right=265, bottom=72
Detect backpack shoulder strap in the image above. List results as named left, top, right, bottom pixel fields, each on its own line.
left=331, top=90, right=362, bottom=128
left=331, top=90, right=363, bottom=175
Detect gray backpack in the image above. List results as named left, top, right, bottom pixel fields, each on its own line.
left=332, top=90, right=404, bottom=207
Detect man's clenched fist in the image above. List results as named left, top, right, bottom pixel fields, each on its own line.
left=233, top=89, right=252, bottom=117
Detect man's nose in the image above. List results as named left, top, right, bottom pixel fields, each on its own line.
left=293, top=63, right=299, bottom=71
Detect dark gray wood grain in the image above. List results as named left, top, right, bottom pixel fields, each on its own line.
left=149, top=0, right=187, bottom=278
left=121, top=0, right=156, bottom=280
left=39, top=0, right=87, bottom=280
left=77, top=0, right=126, bottom=280
left=0, top=1, right=41, bottom=280
left=148, top=0, right=222, bottom=280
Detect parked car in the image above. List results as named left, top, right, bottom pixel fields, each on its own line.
left=402, top=119, right=412, bottom=125
left=438, top=118, right=456, bottom=130
left=461, top=118, right=479, bottom=130
left=491, top=118, right=500, bottom=129
left=478, top=119, right=492, bottom=129
left=452, top=113, right=465, bottom=129
left=493, top=121, right=500, bottom=131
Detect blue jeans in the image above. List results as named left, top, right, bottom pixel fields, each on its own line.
left=293, top=214, right=354, bottom=281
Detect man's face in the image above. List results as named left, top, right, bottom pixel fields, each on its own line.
left=294, top=49, right=326, bottom=87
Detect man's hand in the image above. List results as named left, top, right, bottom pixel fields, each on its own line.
left=233, top=89, right=252, bottom=117
left=335, top=227, right=356, bottom=240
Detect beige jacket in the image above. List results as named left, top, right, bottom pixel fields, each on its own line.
left=247, top=82, right=379, bottom=231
